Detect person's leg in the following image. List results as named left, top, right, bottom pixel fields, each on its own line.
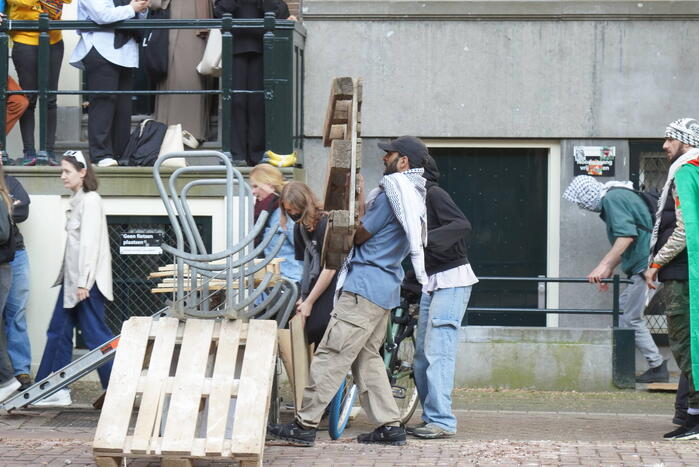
left=3, top=249, right=31, bottom=376
left=5, top=77, right=29, bottom=136
left=296, top=292, right=388, bottom=428
left=35, top=288, right=77, bottom=381
left=83, top=48, right=121, bottom=163
left=246, top=52, right=265, bottom=165
left=111, top=65, right=133, bottom=160
left=10, top=43, right=38, bottom=160
left=74, top=286, right=114, bottom=388
left=46, top=40, right=64, bottom=156
left=413, top=291, right=432, bottom=423
left=675, top=373, right=690, bottom=424
left=230, top=53, right=249, bottom=163
left=619, top=275, right=664, bottom=369
left=0, top=264, right=16, bottom=386
left=350, top=295, right=401, bottom=427
left=418, top=286, right=471, bottom=433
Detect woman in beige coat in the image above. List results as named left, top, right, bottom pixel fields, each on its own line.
left=34, top=151, right=114, bottom=406
left=154, top=0, right=212, bottom=142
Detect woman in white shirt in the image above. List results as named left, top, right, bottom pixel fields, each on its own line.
left=70, top=0, right=148, bottom=167
left=34, top=151, right=114, bottom=406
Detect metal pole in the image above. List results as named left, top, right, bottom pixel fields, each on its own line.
left=220, top=14, right=233, bottom=159
left=0, top=22, right=9, bottom=165
left=612, top=274, right=620, bottom=327
left=37, top=14, right=50, bottom=165
left=263, top=12, right=275, bottom=153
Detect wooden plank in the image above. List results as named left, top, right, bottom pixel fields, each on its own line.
left=93, top=317, right=153, bottom=453
left=205, top=320, right=243, bottom=457
left=322, top=77, right=354, bottom=146
left=277, top=329, right=294, bottom=398
left=646, top=382, right=678, bottom=392
left=289, top=315, right=310, bottom=413
left=321, top=210, right=352, bottom=270
left=229, top=320, right=278, bottom=459
left=130, top=317, right=180, bottom=454
left=161, top=319, right=216, bottom=455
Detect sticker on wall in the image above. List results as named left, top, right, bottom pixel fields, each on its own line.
left=573, top=146, right=616, bottom=176
left=120, top=231, right=164, bottom=255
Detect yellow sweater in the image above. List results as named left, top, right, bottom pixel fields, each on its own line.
left=7, top=0, right=71, bottom=45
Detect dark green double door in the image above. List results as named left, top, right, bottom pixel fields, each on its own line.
left=431, top=147, right=548, bottom=326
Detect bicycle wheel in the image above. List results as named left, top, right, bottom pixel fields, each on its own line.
left=328, top=373, right=358, bottom=440
left=391, top=334, right=419, bottom=424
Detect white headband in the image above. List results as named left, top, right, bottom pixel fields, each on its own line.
left=63, top=150, right=88, bottom=168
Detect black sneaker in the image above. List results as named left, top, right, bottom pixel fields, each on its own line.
left=15, top=374, right=32, bottom=391
left=672, top=423, right=699, bottom=441
left=636, top=361, right=669, bottom=383
left=266, top=420, right=316, bottom=447
left=357, top=425, right=406, bottom=446
left=664, top=414, right=699, bottom=439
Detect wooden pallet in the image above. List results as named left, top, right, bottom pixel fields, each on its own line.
left=93, top=317, right=278, bottom=467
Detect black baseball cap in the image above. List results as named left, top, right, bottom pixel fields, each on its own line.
left=377, top=136, right=428, bottom=168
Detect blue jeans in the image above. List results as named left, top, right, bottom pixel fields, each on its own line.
left=36, top=285, right=114, bottom=388
left=413, top=286, right=472, bottom=432
left=3, top=249, right=31, bottom=375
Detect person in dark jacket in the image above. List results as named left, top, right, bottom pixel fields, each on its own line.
left=2, top=173, right=31, bottom=390
left=408, top=152, right=478, bottom=439
left=213, top=0, right=293, bottom=166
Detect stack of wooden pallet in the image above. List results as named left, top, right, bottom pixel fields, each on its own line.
left=148, top=258, right=283, bottom=294
left=321, top=77, right=363, bottom=269
left=93, top=317, right=278, bottom=467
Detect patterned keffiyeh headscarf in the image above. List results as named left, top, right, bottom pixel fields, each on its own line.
left=563, top=176, right=604, bottom=212
left=665, top=118, right=699, bottom=148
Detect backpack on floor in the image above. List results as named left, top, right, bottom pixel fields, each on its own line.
left=120, top=119, right=168, bottom=167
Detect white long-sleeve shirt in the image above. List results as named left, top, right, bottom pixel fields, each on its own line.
left=69, top=0, right=142, bottom=69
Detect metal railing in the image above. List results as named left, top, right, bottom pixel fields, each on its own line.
left=466, top=274, right=637, bottom=388
left=0, top=13, right=304, bottom=164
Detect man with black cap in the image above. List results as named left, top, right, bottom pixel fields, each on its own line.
left=644, top=118, right=699, bottom=440
left=267, top=136, right=427, bottom=447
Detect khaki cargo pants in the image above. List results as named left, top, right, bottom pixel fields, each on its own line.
left=296, top=292, right=401, bottom=428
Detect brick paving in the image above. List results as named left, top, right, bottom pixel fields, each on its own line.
left=1, top=392, right=697, bottom=466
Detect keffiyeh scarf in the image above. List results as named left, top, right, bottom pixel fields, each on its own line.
left=563, top=175, right=633, bottom=212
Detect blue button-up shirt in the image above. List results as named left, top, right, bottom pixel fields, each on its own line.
left=343, top=191, right=410, bottom=310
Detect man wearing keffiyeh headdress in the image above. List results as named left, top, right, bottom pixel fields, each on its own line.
left=563, top=175, right=667, bottom=384
left=268, top=137, right=427, bottom=447
left=642, top=118, right=699, bottom=441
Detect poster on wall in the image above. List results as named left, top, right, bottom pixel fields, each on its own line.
left=120, top=231, right=164, bottom=255
left=573, top=146, right=616, bottom=176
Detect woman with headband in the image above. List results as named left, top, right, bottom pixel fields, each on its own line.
left=33, top=151, right=114, bottom=406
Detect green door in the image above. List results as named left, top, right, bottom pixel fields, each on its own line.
left=431, top=147, right=548, bottom=326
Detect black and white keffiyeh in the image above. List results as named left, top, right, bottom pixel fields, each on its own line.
left=563, top=175, right=634, bottom=212
left=666, top=118, right=699, bottom=148
left=334, top=168, right=428, bottom=303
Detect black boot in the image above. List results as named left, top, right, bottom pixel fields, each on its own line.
left=357, top=424, right=406, bottom=446
left=266, top=420, right=316, bottom=447
left=636, top=360, right=669, bottom=383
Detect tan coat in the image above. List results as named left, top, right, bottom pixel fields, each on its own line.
left=54, top=190, right=113, bottom=308
left=154, top=0, right=213, bottom=141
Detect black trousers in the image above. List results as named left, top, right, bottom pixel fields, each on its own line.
left=11, top=41, right=64, bottom=156
left=82, top=47, right=133, bottom=162
left=231, top=52, right=265, bottom=166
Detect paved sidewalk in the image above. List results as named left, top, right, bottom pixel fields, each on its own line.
left=0, top=388, right=695, bottom=466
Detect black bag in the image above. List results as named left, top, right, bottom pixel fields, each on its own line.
left=113, top=0, right=145, bottom=49
left=142, top=7, right=170, bottom=84
left=120, top=119, right=168, bottom=167
left=608, top=186, right=661, bottom=232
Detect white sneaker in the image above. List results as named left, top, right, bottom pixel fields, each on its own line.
left=97, top=157, right=119, bottom=167
left=32, top=388, right=72, bottom=407
left=0, top=378, right=20, bottom=402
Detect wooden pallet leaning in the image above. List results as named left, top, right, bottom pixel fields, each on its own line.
left=321, top=77, right=363, bottom=270
left=93, top=316, right=278, bottom=467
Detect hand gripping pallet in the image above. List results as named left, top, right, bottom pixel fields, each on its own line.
left=93, top=152, right=293, bottom=467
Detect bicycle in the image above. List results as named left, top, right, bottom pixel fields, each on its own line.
left=327, top=292, right=420, bottom=439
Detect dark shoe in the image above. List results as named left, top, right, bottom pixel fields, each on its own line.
left=406, top=421, right=427, bottom=435
left=266, top=420, right=316, bottom=447
left=15, top=374, right=32, bottom=391
left=636, top=361, right=669, bottom=383
left=22, top=149, right=37, bottom=166
left=664, top=414, right=699, bottom=439
left=673, top=409, right=688, bottom=426
left=412, top=422, right=456, bottom=439
left=672, top=423, right=699, bottom=441
left=357, top=425, right=406, bottom=446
